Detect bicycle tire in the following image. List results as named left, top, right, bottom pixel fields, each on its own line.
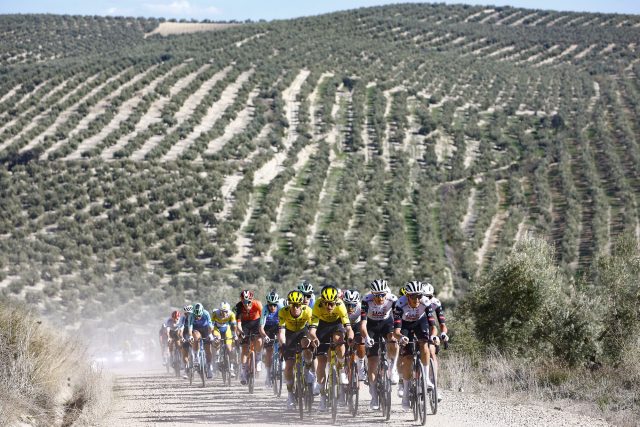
left=188, top=349, right=194, bottom=386
left=418, top=364, right=427, bottom=425
left=383, top=372, right=392, bottom=420
left=248, top=350, right=255, bottom=394
left=429, top=357, right=438, bottom=415
left=271, top=346, right=279, bottom=396
left=330, top=365, right=338, bottom=424
left=411, top=376, right=419, bottom=421
left=347, top=358, right=359, bottom=417
left=222, top=346, right=231, bottom=386
left=172, top=347, right=181, bottom=378
left=296, top=357, right=304, bottom=420
left=277, top=355, right=283, bottom=397
left=199, top=346, right=206, bottom=388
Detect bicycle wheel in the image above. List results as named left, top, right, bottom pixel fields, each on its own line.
left=248, top=350, right=255, bottom=394
left=188, top=349, right=194, bottom=386
left=411, top=377, right=419, bottom=421
left=271, top=348, right=279, bottom=396
left=172, top=348, right=181, bottom=377
left=382, top=371, right=391, bottom=420
left=418, top=364, right=427, bottom=426
left=199, top=349, right=206, bottom=388
left=330, top=365, right=338, bottom=424
left=429, top=357, right=438, bottom=415
left=296, top=359, right=304, bottom=420
left=347, top=358, right=359, bottom=417
left=277, top=355, right=284, bottom=397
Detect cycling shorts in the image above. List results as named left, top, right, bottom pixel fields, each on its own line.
left=283, top=328, right=309, bottom=361
left=315, top=319, right=345, bottom=356
left=399, top=316, right=430, bottom=357
left=213, top=326, right=233, bottom=345
left=365, top=317, right=394, bottom=357
left=264, top=324, right=278, bottom=348
left=240, top=319, right=261, bottom=345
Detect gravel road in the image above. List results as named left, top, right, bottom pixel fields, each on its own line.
left=101, top=364, right=610, bottom=427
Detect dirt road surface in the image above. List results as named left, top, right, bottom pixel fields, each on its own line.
left=101, top=364, right=610, bottom=427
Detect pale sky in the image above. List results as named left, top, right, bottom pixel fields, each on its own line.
left=0, top=1, right=638, bottom=21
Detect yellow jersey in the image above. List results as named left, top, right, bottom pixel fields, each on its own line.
left=278, top=305, right=313, bottom=332
left=310, top=299, right=350, bottom=327
left=211, top=309, right=237, bottom=329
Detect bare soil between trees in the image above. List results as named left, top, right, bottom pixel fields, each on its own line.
left=101, top=365, right=610, bottom=426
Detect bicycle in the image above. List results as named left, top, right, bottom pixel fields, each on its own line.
left=170, top=340, right=182, bottom=378
left=191, top=337, right=207, bottom=388
left=321, top=337, right=342, bottom=424
left=374, top=337, right=392, bottom=420
left=271, top=341, right=283, bottom=397
left=405, top=339, right=428, bottom=425
left=241, top=331, right=258, bottom=394
left=344, top=340, right=359, bottom=417
left=427, top=338, right=448, bottom=415
left=216, top=337, right=232, bottom=386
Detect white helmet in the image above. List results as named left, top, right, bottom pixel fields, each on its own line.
left=369, top=279, right=389, bottom=294
left=404, top=281, right=423, bottom=295
left=183, top=304, right=194, bottom=313
left=343, top=289, right=360, bottom=304
left=423, top=283, right=435, bottom=297
left=220, top=301, right=231, bottom=312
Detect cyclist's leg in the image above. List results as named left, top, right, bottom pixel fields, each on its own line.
left=212, top=327, right=222, bottom=361
left=192, top=330, right=202, bottom=354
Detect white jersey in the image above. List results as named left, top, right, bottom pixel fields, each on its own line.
left=347, top=304, right=361, bottom=325
left=393, top=295, right=434, bottom=323
left=361, top=293, right=398, bottom=321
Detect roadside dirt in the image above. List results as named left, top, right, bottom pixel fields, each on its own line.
left=101, top=366, right=610, bottom=427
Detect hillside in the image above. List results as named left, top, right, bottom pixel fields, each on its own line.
left=0, top=4, right=639, bottom=326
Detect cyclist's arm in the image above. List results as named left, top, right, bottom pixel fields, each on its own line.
left=436, top=304, right=448, bottom=334
left=392, top=304, right=404, bottom=339
left=229, top=313, right=238, bottom=338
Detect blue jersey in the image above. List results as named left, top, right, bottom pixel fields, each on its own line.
left=307, top=294, right=316, bottom=308
left=187, top=310, right=212, bottom=331
left=260, top=299, right=284, bottom=327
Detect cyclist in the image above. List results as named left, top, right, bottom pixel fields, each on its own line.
left=211, top=301, right=238, bottom=379
left=360, top=279, right=399, bottom=410
left=278, top=290, right=314, bottom=410
left=163, top=310, right=185, bottom=368
left=424, top=282, right=448, bottom=402
left=235, top=290, right=264, bottom=385
left=158, top=321, right=169, bottom=365
left=393, top=281, right=438, bottom=411
left=261, top=290, right=284, bottom=387
left=184, top=302, right=215, bottom=379
left=308, top=285, right=354, bottom=411
left=180, top=304, right=194, bottom=377
left=343, top=289, right=366, bottom=381
left=298, top=280, right=316, bottom=308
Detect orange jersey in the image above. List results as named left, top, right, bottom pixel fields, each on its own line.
left=235, top=300, right=263, bottom=322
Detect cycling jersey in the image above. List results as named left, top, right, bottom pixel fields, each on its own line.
left=346, top=304, right=361, bottom=326
left=186, top=310, right=212, bottom=332
left=393, top=295, right=436, bottom=328
left=310, top=298, right=350, bottom=328
left=211, top=309, right=237, bottom=331
left=234, top=300, right=263, bottom=323
left=361, top=293, right=397, bottom=321
left=278, top=305, right=313, bottom=332
left=260, top=300, right=284, bottom=327
left=425, top=296, right=446, bottom=325
left=163, top=317, right=185, bottom=333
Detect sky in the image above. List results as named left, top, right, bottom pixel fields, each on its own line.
left=0, top=1, right=638, bottom=21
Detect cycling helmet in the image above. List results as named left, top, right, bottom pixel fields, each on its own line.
left=266, top=291, right=280, bottom=304
left=321, top=286, right=339, bottom=302
left=240, top=289, right=254, bottom=301
left=193, top=303, right=204, bottom=317
left=171, top=310, right=180, bottom=320
left=404, top=281, right=423, bottom=295
left=220, top=301, right=231, bottom=312
left=343, top=289, right=360, bottom=304
left=423, top=282, right=435, bottom=297
left=287, top=290, right=304, bottom=305
left=398, top=286, right=407, bottom=297
left=297, top=280, right=314, bottom=296
left=370, top=279, right=389, bottom=294
left=183, top=304, right=194, bottom=313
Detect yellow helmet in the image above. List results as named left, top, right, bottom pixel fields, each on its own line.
left=399, top=286, right=407, bottom=297
left=287, top=290, right=304, bottom=305
left=321, top=286, right=339, bottom=302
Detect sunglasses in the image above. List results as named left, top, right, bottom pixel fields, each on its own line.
left=325, top=302, right=336, bottom=308
left=425, top=295, right=433, bottom=299
left=243, top=300, right=252, bottom=305
left=346, top=303, right=357, bottom=310
left=195, top=315, right=202, bottom=319
left=407, top=294, right=421, bottom=299
left=290, top=303, right=302, bottom=308
left=302, top=293, right=312, bottom=299
left=373, top=292, right=386, bottom=298
left=268, top=303, right=278, bottom=308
